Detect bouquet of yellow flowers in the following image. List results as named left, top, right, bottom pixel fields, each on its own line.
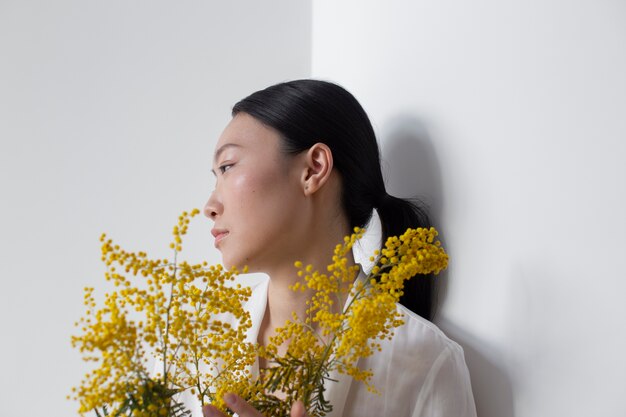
left=70, top=210, right=448, bottom=417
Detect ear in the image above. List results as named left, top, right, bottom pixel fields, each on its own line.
left=301, top=143, right=333, bottom=196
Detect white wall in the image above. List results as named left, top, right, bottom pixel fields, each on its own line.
left=3, top=1, right=625, bottom=415
left=313, top=1, right=626, bottom=416
left=0, top=1, right=310, bottom=413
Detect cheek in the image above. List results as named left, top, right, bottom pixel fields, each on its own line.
left=222, top=172, right=272, bottom=234
left=229, top=172, right=261, bottom=215
left=233, top=167, right=285, bottom=201
left=229, top=168, right=300, bottom=232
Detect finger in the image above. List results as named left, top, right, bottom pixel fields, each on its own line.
left=290, top=400, right=307, bottom=417
left=202, top=404, right=228, bottom=417
left=223, top=393, right=264, bottom=417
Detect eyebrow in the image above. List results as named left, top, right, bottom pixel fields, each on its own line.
left=211, top=143, right=243, bottom=176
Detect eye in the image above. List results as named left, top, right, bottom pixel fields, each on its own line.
left=219, top=163, right=233, bottom=174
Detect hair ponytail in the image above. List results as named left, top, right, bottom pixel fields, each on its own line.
left=375, top=194, right=436, bottom=320
left=232, top=79, right=437, bottom=321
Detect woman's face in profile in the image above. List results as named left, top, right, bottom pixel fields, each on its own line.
left=204, top=113, right=307, bottom=271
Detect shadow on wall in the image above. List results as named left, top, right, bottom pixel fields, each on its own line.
left=380, top=115, right=449, bottom=313
left=379, top=116, right=443, bottom=224
left=380, top=116, right=515, bottom=417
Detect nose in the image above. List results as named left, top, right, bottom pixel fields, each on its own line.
left=203, top=190, right=222, bottom=221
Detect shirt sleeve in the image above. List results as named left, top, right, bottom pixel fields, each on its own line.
left=411, top=344, right=477, bottom=417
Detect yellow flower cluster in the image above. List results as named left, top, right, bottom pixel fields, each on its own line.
left=71, top=210, right=256, bottom=416
left=334, top=227, right=447, bottom=391
left=249, top=231, right=365, bottom=416
left=72, top=211, right=448, bottom=417
left=254, top=226, right=448, bottom=415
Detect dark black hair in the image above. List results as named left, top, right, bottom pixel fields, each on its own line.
left=232, top=79, right=436, bottom=321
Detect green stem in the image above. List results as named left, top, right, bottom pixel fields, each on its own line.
left=299, top=274, right=373, bottom=411
left=162, top=250, right=178, bottom=388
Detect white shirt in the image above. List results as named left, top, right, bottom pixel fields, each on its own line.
left=175, top=272, right=477, bottom=417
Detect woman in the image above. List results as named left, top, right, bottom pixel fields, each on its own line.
left=201, top=80, right=476, bottom=417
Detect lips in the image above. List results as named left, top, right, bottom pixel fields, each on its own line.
left=211, top=228, right=229, bottom=247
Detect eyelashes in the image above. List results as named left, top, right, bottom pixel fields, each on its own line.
left=219, top=163, right=234, bottom=174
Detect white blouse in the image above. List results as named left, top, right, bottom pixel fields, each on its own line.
left=175, top=273, right=477, bottom=417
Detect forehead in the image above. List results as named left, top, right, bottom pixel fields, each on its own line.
left=215, top=113, right=282, bottom=154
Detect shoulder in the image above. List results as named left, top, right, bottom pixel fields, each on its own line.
left=364, top=302, right=467, bottom=376
left=393, top=303, right=466, bottom=359
left=368, top=305, right=477, bottom=415
left=369, top=303, right=472, bottom=392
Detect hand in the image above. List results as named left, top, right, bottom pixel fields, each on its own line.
left=202, top=393, right=307, bottom=417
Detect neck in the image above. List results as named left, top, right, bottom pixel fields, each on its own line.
left=258, top=223, right=356, bottom=348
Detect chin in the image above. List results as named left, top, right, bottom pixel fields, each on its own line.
left=220, top=253, right=248, bottom=272
left=220, top=257, right=236, bottom=270
left=220, top=243, right=264, bottom=272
